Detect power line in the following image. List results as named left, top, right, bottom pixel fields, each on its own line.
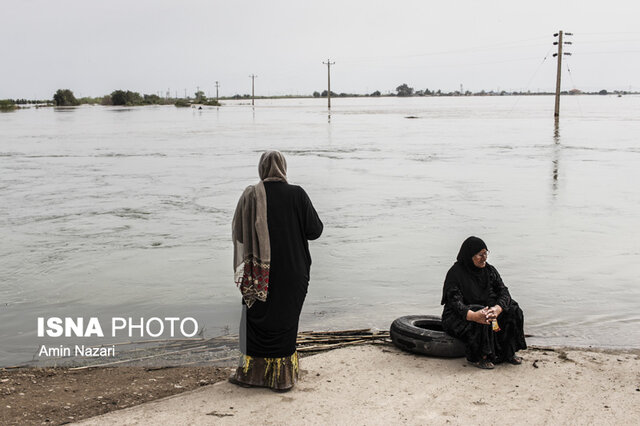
left=507, top=46, right=554, bottom=115
left=569, top=38, right=640, bottom=45
left=571, top=31, right=640, bottom=36
left=564, top=58, right=583, bottom=117
left=571, top=50, right=640, bottom=55
left=339, top=36, right=551, bottom=63
left=356, top=55, right=553, bottom=71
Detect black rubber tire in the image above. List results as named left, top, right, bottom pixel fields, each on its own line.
left=390, top=315, right=466, bottom=358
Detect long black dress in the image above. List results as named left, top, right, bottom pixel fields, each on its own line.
left=441, top=262, right=527, bottom=363
left=242, top=181, right=323, bottom=358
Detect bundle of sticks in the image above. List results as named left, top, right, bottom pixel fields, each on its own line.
left=296, top=329, right=390, bottom=353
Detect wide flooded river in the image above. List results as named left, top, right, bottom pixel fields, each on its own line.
left=1, top=95, right=639, bottom=365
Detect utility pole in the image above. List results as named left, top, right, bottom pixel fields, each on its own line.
left=322, top=59, right=335, bottom=109
left=553, top=30, right=573, bottom=118
left=553, top=31, right=563, bottom=118
left=215, top=81, right=220, bottom=101
left=249, top=74, right=257, bottom=106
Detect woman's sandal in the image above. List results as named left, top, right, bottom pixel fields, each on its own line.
left=229, top=375, right=292, bottom=392
left=508, top=356, right=523, bottom=365
left=470, top=359, right=495, bottom=369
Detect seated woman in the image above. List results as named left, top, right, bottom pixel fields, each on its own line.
left=441, top=236, right=527, bottom=369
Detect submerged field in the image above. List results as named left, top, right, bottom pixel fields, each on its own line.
left=1, top=95, right=640, bottom=366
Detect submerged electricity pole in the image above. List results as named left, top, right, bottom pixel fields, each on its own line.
left=553, top=30, right=573, bottom=118
left=322, top=59, right=335, bottom=109
left=215, top=81, right=220, bottom=101
left=249, top=74, right=257, bottom=105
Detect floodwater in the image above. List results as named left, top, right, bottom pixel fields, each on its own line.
left=1, top=96, right=639, bottom=366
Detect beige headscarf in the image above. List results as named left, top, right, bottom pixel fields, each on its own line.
left=232, top=151, right=288, bottom=308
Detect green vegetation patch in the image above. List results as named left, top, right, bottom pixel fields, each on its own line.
left=0, top=99, right=17, bottom=111
left=174, top=99, right=191, bottom=107
left=53, top=89, right=80, bottom=106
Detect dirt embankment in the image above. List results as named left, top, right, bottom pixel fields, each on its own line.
left=0, top=366, right=230, bottom=425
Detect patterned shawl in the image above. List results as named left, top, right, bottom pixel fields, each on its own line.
left=232, top=151, right=287, bottom=308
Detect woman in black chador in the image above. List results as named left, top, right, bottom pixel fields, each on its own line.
left=441, top=236, right=526, bottom=369
left=230, top=150, right=323, bottom=391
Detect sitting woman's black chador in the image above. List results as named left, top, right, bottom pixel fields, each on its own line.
left=441, top=236, right=527, bottom=368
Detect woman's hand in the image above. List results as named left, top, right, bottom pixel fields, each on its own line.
left=467, top=307, right=491, bottom=324
left=486, top=305, right=503, bottom=321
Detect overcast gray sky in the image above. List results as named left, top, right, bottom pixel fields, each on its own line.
left=2, top=0, right=639, bottom=99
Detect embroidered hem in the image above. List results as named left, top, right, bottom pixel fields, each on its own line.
left=232, top=352, right=299, bottom=390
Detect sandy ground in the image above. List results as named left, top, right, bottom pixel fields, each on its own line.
left=77, top=344, right=640, bottom=425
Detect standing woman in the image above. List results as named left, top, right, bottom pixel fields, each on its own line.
left=441, top=236, right=527, bottom=369
left=230, top=150, right=323, bottom=391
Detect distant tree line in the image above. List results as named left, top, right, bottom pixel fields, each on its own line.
left=312, top=90, right=381, bottom=98
left=308, top=84, right=631, bottom=98
left=3, top=85, right=632, bottom=113
left=11, top=98, right=53, bottom=105
left=1, top=98, right=54, bottom=111
left=49, top=89, right=219, bottom=107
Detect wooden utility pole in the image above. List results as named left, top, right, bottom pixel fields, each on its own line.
left=553, top=31, right=573, bottom=118
left=215, top=81, right=220, bottom=101
left=249, top=74, right=257, bottom=105
left=322, top=59, right=335, bottom=109
left=554, top=31, right=563, bottom=118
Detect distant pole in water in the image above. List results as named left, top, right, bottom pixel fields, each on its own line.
left=215, top=81, right=220, bottom=101
left=323, top=59, right=335, bottom=109
left=249, top=74, right=257, bottom=106
left=553, top=30, right=573, bottom=118
left=553, top=31, right=563, bottom=118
